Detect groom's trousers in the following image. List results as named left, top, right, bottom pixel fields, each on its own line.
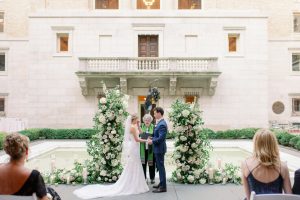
left=155, top=153, right=167, bottom=189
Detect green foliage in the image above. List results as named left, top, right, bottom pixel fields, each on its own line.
left=43, top=162, right=86, bottom=185
left=278, top=133, right=295, bottom=146
left=20, top=129, right=42, bottom=141
left=169, top=99, right=241, bottom=184
left=86, top=84, right=128, bottom=183
left=166, top=131, right=176, bottom=139
left=19, top=128, right=96, bottom=141
left=295, top=140, right=300, bottom=150
left=289, top=136, right=300, bottom=148
left=0, top=131, right=6, bottom=150
left=43, top=85, right=129, bottom=184
left=206, top=128, right=258, bottom=139
left=169, top=99, right=212, bottom=184
left=223, top=163, right=242, bottom=184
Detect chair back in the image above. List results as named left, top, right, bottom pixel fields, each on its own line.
left=250, top=191, right=300, bottom=200
left=0, top=195, right=36, bottom=200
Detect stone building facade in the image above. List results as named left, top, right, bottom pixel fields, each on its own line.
left=0, top=0, right=299, bottom=129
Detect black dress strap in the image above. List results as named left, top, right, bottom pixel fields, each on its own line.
left=250, top=164, right=261, bottom=173
left=245, top=160, right=260, bottom=173
left=14, top=170, right=47, bottom=198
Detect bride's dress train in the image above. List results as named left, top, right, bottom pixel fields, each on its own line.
left=73, top=128, right=149, bottom=199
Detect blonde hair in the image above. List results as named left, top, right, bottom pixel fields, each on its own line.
left=253, top=129, right=280, bottom=167
left=131, top=114, right=138, bottom=122
left=4, top=133, right=29, bottom=160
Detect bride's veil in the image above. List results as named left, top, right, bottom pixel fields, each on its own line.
left=121, top=115, right=132, bottom=166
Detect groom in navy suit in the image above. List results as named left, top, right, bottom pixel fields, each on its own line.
left=148, top=107, right=167, bottom=193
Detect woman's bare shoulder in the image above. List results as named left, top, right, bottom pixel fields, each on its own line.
left=130, top=126, right=137, bottom=133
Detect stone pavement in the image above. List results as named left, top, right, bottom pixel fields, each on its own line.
left=54, top=181, right=245, bottom=200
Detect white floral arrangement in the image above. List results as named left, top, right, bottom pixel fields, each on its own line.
left=86, top=83, right=128, bottom=183
left=44, top=83, right=128, bottom=184
left=169, top=99, right=241, bottom=184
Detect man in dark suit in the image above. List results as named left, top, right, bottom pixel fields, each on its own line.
left=148, top=107, right=168, bottom=193
left=293, top=169, right=300, bottom=195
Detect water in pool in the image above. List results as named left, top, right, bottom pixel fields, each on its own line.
left=26, top=147, right=251, bottom=174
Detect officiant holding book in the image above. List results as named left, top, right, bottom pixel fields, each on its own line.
left=138, top=114, right=156, bottom=184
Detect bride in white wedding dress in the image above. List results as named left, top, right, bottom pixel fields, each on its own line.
left=73, top=114, right=149, bottom=199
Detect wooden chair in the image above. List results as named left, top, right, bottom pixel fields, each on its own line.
left=250, top=191, right=300, bottom=200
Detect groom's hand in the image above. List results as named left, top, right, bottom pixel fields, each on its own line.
left=147, top=138, right=153, bottom=145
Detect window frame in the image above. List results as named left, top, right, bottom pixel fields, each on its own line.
left=185, top=95, right=197, bottom=104
left=228, top=34, right=239, bottom=53
left=292, top=53, right=300, bottom=72
left=57, top=33, right=69, bottom=53
left=51, top=26, right=74, bottom=57
left=292, top=97, right=300, bottom=116
left=0, top=48, right=8, bottom=76
left=178, top=0, right=201, bottom=10
left=95, top=0, right=119, bottom=9
left=136, top=0, right=161, bottom=10
left=0, top=12, right=4, bottom=33
left=293, top=13, right=300, bottom=33
left=0, top=95, right=7, bottom=117
left=0, top=98, right=4, bottom=112
left=223, top=27, right=245, bottom=57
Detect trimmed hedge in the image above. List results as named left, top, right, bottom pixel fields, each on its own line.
left=0, top=131, right=6, bottom=150
left=19, top=128, right=96, bottom=141
left=207, top=128, right=259, bottom=139
left=199, top=128, right=300, bottom=151
left=1, top=127, right=299, bottom=151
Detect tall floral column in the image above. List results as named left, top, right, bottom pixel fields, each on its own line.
left=169, top=99, right=212, bottom=184
left=86, top=84, right=128, bottom=183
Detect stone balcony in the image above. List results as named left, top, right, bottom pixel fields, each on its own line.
left=76, top=57, right=221, bottom=96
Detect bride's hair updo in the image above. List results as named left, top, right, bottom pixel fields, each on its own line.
left=131, top=114, right=138, bottom=122
left=4, top=132, right=29, bottom=160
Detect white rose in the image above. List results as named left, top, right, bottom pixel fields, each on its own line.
left=175, top=126, right=184, bottom=132
left=180, top=136, right=187, bottom=141
left=112, top=176, right=117, bottom=181
left=98, top=115, right=106, bottom=124
left=187, top=175, right=195, bottom=183
left=100, top=97, right=107, bottom=104
left=215, top=175, right=222, bottom=182
left=182, top=110, right=190, bottom=117
left=200, top=178, right=206, bottom=184
left=100, top=170, right=107, bottom=176
left=191, top=143, right=197, bottom=149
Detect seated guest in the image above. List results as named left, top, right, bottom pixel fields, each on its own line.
left=0, top=133, right=48, bottom=200
left=293, top=169, right=300, bottom=194
left=241, top=129, right=292, bottom=200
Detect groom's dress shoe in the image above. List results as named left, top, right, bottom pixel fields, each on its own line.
left=152, top=188, right=167, bottom=193
left=153, top=184, right=160, bottom=189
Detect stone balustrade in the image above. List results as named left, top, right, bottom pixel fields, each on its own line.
left=79, top=57, right=218, bottom=72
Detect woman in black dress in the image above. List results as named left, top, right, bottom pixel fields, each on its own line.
left=0, top=132, right=48, bottom=199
